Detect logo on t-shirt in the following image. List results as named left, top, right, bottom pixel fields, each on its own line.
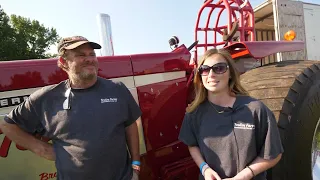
left=101, top=98, right=118, bottom=103
left=234, top=122, right=255, bottom=130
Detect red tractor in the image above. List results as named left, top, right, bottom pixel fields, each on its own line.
left=0, top=0, right=319, bottom=180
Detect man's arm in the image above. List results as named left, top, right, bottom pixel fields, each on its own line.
left=0, top=120, right=55, bottom=161
left=125, top=117, right=140, bottom=162
left=232, top=154, right=282, bottom=180
left=118, top=82, right=142, bottom=177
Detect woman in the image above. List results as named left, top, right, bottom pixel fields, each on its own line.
left=178, top=48, right=284, bottom=180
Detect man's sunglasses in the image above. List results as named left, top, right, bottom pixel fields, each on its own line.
left=198, top=62, right=229, bottom=76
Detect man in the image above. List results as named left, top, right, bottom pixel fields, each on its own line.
left=0, top=36, right=141, bottom=180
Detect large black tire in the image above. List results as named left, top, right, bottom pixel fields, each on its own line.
left=240, top=60, right=320, bottom=180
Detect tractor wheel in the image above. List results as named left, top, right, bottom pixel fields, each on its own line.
left=240, top=60, right=320, bottom=180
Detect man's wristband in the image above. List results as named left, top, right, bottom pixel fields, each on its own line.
left=132, top=161, right=141, bottom=166
left=132, top=161, right=141, bottom=173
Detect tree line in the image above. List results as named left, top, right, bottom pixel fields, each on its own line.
left=0, top=5, right=60, bottom=61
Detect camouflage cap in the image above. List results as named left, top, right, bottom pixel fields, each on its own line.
left=57, top=36, right=101, bottom=55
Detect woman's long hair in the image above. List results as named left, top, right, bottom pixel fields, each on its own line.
left=186, top=48, right=248, bottom=113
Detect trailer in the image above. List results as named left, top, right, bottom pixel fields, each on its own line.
left=254, top=0, right=320, bottom=64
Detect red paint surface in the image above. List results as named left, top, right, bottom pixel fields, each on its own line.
left=0, top=49, right=192, bottom=92
left=225, top=41, right=305, bottom=59
left=137, top=78, right=190, bottom=177
left=131, top=46, right=196, bottom=178
left=138, top=78, right=187, bottom=151
left=131, top=44, right=191, bottom=75
left=0, top=136, right=11, bottom=157
left=0, top=55, right=132, bottom=92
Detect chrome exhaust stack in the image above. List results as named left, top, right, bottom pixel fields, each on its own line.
left=97, top=13, right=114, bottom=56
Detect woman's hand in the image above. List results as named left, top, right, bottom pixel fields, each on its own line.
left=222, top=177, right=243, bottom=180
left=222, top=166, right=254, bottom=180
left=203, top=167, right=222, bottom=180
left=222, top=173, right=252, bottom=180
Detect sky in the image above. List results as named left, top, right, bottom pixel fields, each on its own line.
left=1, top=0, right=319, bottom=57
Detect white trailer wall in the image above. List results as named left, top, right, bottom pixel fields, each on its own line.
left=303, top=3, right=320, bottom=60
left=272, top=0, right=307, bottom=61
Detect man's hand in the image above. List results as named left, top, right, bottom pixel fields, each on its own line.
left=203, top=167, right=221, bottom=180
left=131, top=170, right=139, bottom=180
left=0, top=122, right=56, bottom=161
left=33, top=141, right=56, bottom=161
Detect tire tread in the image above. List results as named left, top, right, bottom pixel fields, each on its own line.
left=240, top=60, right=320, bottom=180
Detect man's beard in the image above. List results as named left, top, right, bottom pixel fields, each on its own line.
left=79, top=70, right=97, bottom=80
left=69, top=64, right=98, bottom=83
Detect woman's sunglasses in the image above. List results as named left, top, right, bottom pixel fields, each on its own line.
left=198, top=62, right=229, bottom=76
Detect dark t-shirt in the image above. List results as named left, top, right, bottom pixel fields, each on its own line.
left=178, top=95, right=284, bottom=180
left=4, top=77, right=142, bottom=180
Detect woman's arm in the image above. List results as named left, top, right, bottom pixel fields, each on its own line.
left=189, top=146, right=222, bottom=180
left=233, top=154, right=282, bottom=180
left=189, top=146, right=206, bottom=166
